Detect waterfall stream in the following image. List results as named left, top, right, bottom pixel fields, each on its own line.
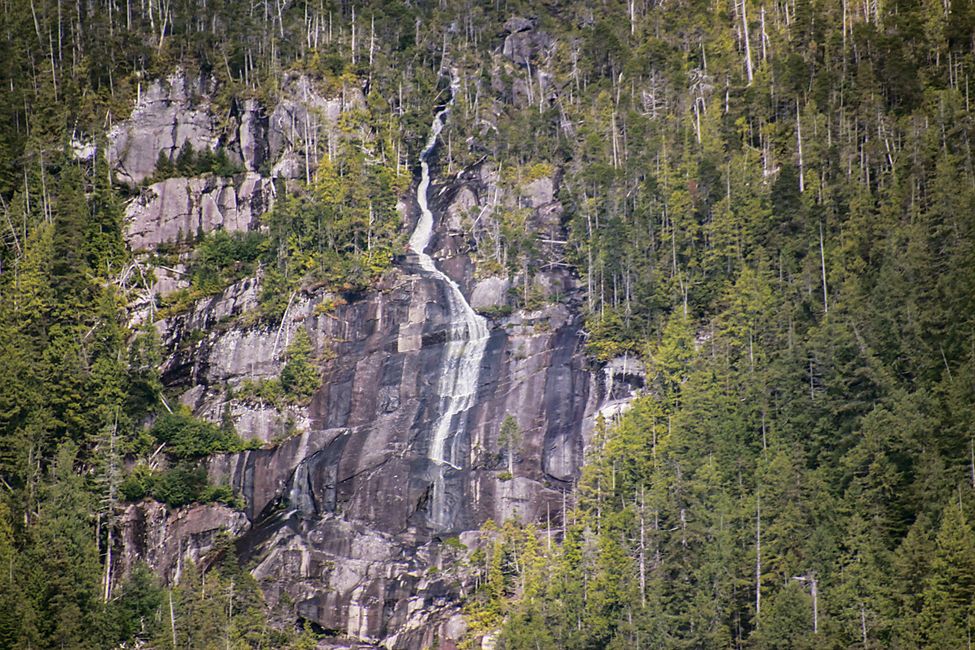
left=409, top=74, right=490, bottom=475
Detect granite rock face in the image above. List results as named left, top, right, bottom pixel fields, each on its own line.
left=115, top=63, right=633, bottom=648
left=137, top=262, right=598, bottom=646
left=126, top=173, right=274, bottom=251
left=502, top=17, right=550, bottom=67
left=109, top=69, right=363, bottom=188
left=115, top=70, right=367, bottom=324
left=124, top=183, right=615, bottom=646
left=119, top=500, right=249, bottom=582
left=109, top=70, right=218, bottom=185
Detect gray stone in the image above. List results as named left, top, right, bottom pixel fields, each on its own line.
left=503, top=16, right=534, bottom=34
left=523, top=175, right=554, bottom=208
left=446, top=186, right=478, bottom=231
left=501, top=19, right=550, bottom=67
left=470, top=276, right=510, bottom=310
left=126, top=173, right=273, bottom=251
left=268, top=73, right=364, bottom=176
left=114, top=63, right=637, bottom=649
left=123, top=251, right=596, bottom=645
left=238, top=99, right=269, bottom=172
left=109, top=70, right=217, bottom=185
left=118, top=501, right=248, bottom=583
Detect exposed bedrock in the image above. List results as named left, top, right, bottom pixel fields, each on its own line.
left=126, top=173, right=274, bottom=251
left=109, top=69, right=362, bottom=186
left=139, top=251, right=596, bottom=644
left=114, top=67, right=637, bottom=647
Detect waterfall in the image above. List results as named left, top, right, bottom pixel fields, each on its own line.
left=410, top=73, right=490, bottom=474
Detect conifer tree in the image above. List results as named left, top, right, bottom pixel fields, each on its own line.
left=919, top=501, right=975, bottom=646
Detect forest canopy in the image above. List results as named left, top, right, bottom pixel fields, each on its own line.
left=0, top=0, right=974, bottom=648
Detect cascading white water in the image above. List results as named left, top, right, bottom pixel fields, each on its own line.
left=410, top=74, right=490, bottom=472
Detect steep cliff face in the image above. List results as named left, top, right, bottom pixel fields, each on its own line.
left=114, top=62, right=637, bottom=648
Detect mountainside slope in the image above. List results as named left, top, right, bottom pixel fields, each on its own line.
left=0, top=1, right=974, bottom=649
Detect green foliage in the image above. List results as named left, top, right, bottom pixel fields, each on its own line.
left=144, top=461, right=208, bottom=508
left=0, top=501, right=22, bottom=647
left=261, top=132, right=406, bottom=302
left=154, top=229, right=268, bottom=319
left=149, top=407, right=244, bottom=459
left=104, top=563, right=164, bottom=644
left=121, top=461, right=243, bottom=509
left=235, top=377, right=287, bottom=409
left=585, top=309, right=640, bottom=362
left=280, top=330, right=320, bottom=403
left=148, top=143, right=244, bottom=184
left=120, top=409, right=251, bottom=509
left=1, top=1, right=975, bottom=648
left=23, top=444, right=102, bottom=648
left=477, top=304, right=514, bottom=319
left=189, top=230, right=267, bottom=295
left=497, top=415, right=522, bottom=475
left=50, top=163, right=93, bottom=309
left=456, top=3, right=975, bottom=643
left=87, top=147, right=127, bottom=274
left=918, top=501, right=975, bottom=645
left=120, top=464, right=156, bottom=502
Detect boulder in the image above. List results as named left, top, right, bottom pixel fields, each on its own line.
left=501, top=17, right=550, bottom=67
left=471, top=276, right=510, bottom=310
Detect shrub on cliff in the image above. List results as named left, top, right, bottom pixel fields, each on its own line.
left=280, top=330, right=320, bottom=403
left=148, top=461, right=208, bottom=507
left=149, top=407, right=244, bottom=458
left=190, top=230, right=267, bottom=295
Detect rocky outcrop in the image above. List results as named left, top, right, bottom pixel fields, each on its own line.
left=110, top=69, right=365, bottom=187
left=140, top=252, right=592, bottom=645
left=109, top=70, right=218, bottom=185
left=116, top=70, right=369, bottom=325
left=268, top=74, right=363, bottom=168
left=120, top=160, right=614, bottom=645
left=126, top=173, right=274, bottom=251
left=502, top=17, right=550, bottom=67
left=119, top=500, right=249, bottom=582
left=114, top=59, right=633, bottom=649
left=236, top=99, right=269, bottom=172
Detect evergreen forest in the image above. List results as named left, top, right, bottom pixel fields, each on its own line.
left=1, top=0, right=975, bottom=648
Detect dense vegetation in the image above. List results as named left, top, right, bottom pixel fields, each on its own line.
left=0, top=0, right=432, bottom=644
left=451, top=1, right=975, bottom=649
left=0, top=0, right=974, bottom=647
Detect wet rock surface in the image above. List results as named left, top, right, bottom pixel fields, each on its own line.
left=126, top=251, right=603, bottom=646
left=139, top=246, right=599, bottom=644
left=115, top=69, right=626, bottom=648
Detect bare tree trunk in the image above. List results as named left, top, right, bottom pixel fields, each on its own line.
left=842, top=0, right=848, bottom=50
left=275, top=0, right=285, bottom=37
left=741, top=0, right=754, bottom=84
left=760, top=6, right=768, bottom=62
left=812, top=575, right=819, bottom=633
left=169, top=589, right=177, bottom=646
left=755, top=493, right=762, bottom=622
left=797, top=100, right=805, bottom=193
left=102, top=526, right=113, bottom=602
left=860, top=602, right=868, bottom=646
left=639, top=486, right=647, bottom=607
left=369, top=14, right=375, bottom=73
left=819, top=221, right=829, bottom=313
left=970, top=437, right=974, bottom=488
left=546, top=502, right=552, bottom=551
